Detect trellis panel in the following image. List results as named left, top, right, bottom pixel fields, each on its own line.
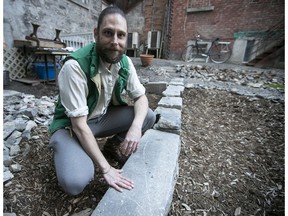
left=3, top=48, right=34, bottom=79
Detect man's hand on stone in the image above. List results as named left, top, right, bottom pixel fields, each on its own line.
left=103, top=166, right=134, bottom=192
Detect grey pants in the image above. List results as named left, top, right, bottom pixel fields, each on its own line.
left=49, top=106, right=156, bottom=195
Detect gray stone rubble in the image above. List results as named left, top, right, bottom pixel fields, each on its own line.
left=181, top=64, right=284, bottom=102
left=141, top=64, right=284, bottom=102
left=3, top=90, right=57, bottom=183
left=3, top=63, right=284, bottom=216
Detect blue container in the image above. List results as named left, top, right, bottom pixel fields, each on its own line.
left=33, top=63, right=56, bottom=80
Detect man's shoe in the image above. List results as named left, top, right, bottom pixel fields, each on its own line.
left=103, top=137, right=129, bottom=165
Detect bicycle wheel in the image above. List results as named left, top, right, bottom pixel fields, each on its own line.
left=209, top=43, right=232, bottom=63
left=181, top=45, right=198, bottom=62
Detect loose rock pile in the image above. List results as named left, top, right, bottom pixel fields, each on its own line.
left=3, top=91, right=57, bottom=182
left=177, top=64, right=284, bottom=88
left=180, top=65, right=284, bottom=103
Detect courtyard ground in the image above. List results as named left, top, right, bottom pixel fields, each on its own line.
left=3, top=59, right=284, bottom=215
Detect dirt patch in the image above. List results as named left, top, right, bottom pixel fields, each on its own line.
left=4, top=75, right=284, bottom=215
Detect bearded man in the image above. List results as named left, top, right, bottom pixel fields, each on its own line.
left=48, top=5, right=156, bottom=195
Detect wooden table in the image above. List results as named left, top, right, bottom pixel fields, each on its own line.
left=33, top=49, right=72, bottom=84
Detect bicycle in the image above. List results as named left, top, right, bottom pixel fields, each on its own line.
left=181, top=35, right=232, bottom=63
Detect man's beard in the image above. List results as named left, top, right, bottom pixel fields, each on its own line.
left=96, top=42, right=125, bottom=64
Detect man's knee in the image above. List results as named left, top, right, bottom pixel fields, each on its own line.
left=58, top=174, right=93, bottom=196
left=144, top=109, right=156, bottom=130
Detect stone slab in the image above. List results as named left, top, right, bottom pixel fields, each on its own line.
left=145, top=81, right=168, bottom=94
left=162, top=85, right=185, bottom=97
left=169, top=78, right=185, bottom=86
left=4, top=213, right=17, bottom=216
left=4, top=90, right=22, bottom=98
left=3, top=170, right=14, bottom=182
left=158, top=96, right=182, bottom=110
left=153, top=107, right=181, bottom=134
left=92, top=129, right=181, bottom=216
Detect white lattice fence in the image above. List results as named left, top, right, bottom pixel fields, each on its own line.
left=3, top=48, right=35, bottom=79
left=61, top=32, right=94, bottom=50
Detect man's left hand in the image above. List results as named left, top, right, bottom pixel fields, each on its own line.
left=120, top=126, right=142, bottom=156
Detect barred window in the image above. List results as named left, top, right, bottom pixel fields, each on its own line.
left=189, top=0, right=211, bottom=8
left=187, top=0, right=214, bottom=13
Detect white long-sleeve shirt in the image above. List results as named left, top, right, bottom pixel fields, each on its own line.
left=58, top=57, right=145, bottom=120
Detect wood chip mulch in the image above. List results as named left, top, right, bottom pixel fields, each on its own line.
left=4, top=89, right=284, bottom=215
left=168, top=89, right=284, bottom=216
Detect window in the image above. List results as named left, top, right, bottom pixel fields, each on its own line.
left=187, top=0, right=214, bottom=13
left=189, top=0, right=211, bottom=8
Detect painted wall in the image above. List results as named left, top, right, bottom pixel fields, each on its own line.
left=126, top=2, right=145, bottom=35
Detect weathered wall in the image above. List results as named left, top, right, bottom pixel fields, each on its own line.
left=126, top=0, right=166, bottom=49
left=4, top=0, right=150, bottom=50
left=4, top=0, right=101, bottom=48
left=126, top=2, right=145, bottom=36
left=168, top=0, right=285, bottom=59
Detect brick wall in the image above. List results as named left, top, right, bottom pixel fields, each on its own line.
left=168, top=0, right=284, bottom=59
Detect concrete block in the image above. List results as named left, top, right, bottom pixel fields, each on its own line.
left=153, top=107, right=181, bottom=134
left=162, top=85, right=185, bottom=97
left=145, top=82, right=168, bottom=94
left=158, top=97, right=182, bottom=110
left=92, top=129, right=181, bottom=216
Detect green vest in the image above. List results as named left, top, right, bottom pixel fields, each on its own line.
left=48, top=42, right=129, bottom=134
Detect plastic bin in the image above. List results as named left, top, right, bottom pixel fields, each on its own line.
left=33, top=63, right=56, bottom=80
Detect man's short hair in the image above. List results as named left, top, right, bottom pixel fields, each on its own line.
left=97, top=5, right=127, bottom=30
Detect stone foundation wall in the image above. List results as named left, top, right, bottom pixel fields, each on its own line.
left=4, top=0, right=101, bottom=48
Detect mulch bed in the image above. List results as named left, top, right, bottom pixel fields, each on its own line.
left=169, top=89, right=284, bottom=216
left=3, top=82, right=284, bottom=215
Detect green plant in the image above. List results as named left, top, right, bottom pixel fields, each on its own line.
left=265, top=83, right=284, bottom=89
